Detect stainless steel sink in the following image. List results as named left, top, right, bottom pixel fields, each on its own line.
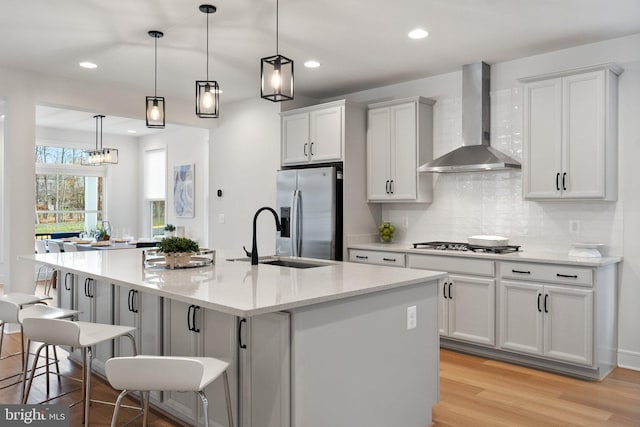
left=227, top=256, right=333, bottom=269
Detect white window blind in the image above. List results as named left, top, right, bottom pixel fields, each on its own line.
left=144, top=149, right=166, bottom=199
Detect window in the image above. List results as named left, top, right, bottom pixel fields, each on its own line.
left=35, top=145, right=104, bottom=235
left=144, top=149, right=166, bottom=237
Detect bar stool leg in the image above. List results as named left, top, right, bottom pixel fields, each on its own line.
left=110, top=389, right=131, bottom=427
left=53, top=346, right=61, bottom=384
left=84, top=347, right=92, bottom=426
left=0, top=321, right=5, bottom=357
left=23, top=342, right=46, bottom=404
left=142, top=391, right=150, bottom=427
left=198, top=391, right=210, bottom=427
left=81, top=347, right=86, bottom=424
left=45, top=346, right=50, bottom=395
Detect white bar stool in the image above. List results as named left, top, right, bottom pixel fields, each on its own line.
left=0, top=293, right=55, bottom=360
left=0, top=299, right=78, bottom=392
left=105, top=355, right=234, bottom=427
left=22, top=318, right=137, bottom=426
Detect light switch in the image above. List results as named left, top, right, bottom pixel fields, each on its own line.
left=218, top=213, right=225, bottom=224
left=407, top=305, right=417, bottom=330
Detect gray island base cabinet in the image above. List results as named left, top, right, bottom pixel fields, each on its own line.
left=29, top=250, right=445, bottom=427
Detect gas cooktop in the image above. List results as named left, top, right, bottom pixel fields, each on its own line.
left=412, top=241, right=520, bottom=254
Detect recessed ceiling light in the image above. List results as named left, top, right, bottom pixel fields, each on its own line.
left=408, top=28, right=429, bottom=39
left=79, top=61, right=98, bottom=69
left=304, top=60, right=321, bottom=68
left=127, top=130, right=137, bottom=133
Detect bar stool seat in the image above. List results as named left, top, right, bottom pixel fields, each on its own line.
left=22, top=318, right=137, bottom=426
left=0, top=299, right=78, bottom=393
left=105, top=355, right=234, bottom=427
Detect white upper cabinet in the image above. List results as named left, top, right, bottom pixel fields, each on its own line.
left=521, top=63, right=622, bottom=200
left=366, top=97, right=434, bottom=202
left=281, top=101, right=344, bottom=165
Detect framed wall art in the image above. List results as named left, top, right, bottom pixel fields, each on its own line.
left=173, top=163, right=194, bottom=218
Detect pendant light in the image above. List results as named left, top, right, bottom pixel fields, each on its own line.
left=261, top=0, right=294, bottom=102
left=195, top=4, right=220, bottom=118
left=82, top=115, right=118, bottom=166
left=146, top=30, right=165, bottom=128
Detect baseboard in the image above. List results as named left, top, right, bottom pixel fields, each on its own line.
left=618, top=349, right=640, bottom=371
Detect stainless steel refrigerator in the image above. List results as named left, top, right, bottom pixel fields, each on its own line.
left=275, top=166, right=343, bottom=260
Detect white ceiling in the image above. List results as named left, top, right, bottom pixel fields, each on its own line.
left=2, top=0, right=640, bottom=131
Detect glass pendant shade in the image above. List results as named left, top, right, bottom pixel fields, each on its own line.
left=261, top=54, right=294, bottom=102
left=82, top=115, right=118, bottom=166
left=196, top=80, right=219, bottom=118
left=146, top=96, right=165, bottom=128
left=146, top=30, right=165, bottom=128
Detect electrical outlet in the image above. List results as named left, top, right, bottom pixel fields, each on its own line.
left=218, top=213, right=225, bottom=224
left=407, top=306, right=417, bottom=330
left=401, top=216, right=409, bottom=228
left=569, top=220, right=581, bottom=235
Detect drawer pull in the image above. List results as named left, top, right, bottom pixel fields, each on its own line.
left=512, top=269, right=531, bottom=274
left=556, top=273, right=578, bottom=279
left=355, top=255, right=369, bottom=260
left=382, top=257, right=396, bottom=262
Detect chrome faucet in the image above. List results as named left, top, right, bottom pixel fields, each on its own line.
left=247, top=207, right=281, bottom=265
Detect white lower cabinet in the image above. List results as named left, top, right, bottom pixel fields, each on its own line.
left=408, top=254, right=496, bottom=346
left=500, top=279, right=593, bottom=366
left=163, top=299, right=238, bottom=427
left=238, top=313, right=290, bottom=427
left=443, top=275, right=495, bottom=345
left=73, top=274, right=114, bottom=374
left=114, top=286, right=163, bottom=401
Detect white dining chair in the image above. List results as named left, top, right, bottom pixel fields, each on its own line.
left=105, top=355, right=234, bottom=427
left=35, top=239, right=47, bottom=254
left=47, top=241, right=62, bottom=253
left=62, top=242, right=77, bottom=252
left=22, top=318, right=137, bottom=426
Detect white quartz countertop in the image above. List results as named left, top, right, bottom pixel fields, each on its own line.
left=349, top=243, right=622, bottom=267
left=21, top=250, right=446, bottom=317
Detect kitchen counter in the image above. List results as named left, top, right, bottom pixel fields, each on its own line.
left=22, top=249, right=446, bottom=317
left=349, top=242, right=621, bottom=267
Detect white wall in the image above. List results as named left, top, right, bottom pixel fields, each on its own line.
left=326, top=33, right=640, bottom=370
left=208, top=97, right=281, bottom=256
left=139, top=126, right=210, bottom=246
left=36, top=126, right=140, bottom=238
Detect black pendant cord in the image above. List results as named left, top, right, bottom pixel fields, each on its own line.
left=206, top=10, right=210, bottom=81
left=154, top=35, right=158, bottom=97
left=95, top=116, right=99, bottom=150
left=275, top=0, right=279, bottom=55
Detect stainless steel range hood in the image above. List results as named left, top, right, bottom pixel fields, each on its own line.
left=418, top=62, right=521, bottom=173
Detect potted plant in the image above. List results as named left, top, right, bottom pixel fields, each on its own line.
left=157, top=236, right=199, bottom=268
left=95, top=228, right=111, bottom=241
left=164, top=224, right=176, bottom=237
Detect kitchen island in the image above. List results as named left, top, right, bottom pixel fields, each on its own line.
left=22, top=249, right=446, bottom=427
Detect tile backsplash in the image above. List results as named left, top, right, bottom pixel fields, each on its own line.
left=382, top=88, right=623, bottom=256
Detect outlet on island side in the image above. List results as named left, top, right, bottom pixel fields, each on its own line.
left=569, top=220, right=581, bottom=235
left=407, top=305, right=417, bottom=330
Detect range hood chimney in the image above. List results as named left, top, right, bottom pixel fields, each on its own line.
left=418, top=62, right=521, bottom=173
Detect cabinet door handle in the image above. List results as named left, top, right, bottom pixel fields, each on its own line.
left=512, top=269, right=531, bottom=275
left=443, top=282, right=448, bottom=299
left=385, top=180, right=390, bottom=194
left=537, top=293, right=542, bottom=312
left=556, top=273, right=578, bottom=279
left=310, top=142, right=315, bottom=156
left=130, top=290, right=139, bottom=313
left=544, top=294, right=549, bottom=313
left=84, top=278, right=89, bottom=297
left=85, top=278, right=94, bottom=298
left=556, top=172, right=560, bottom=191
left=382, top=257, right=396, bottom=262
left=238, top=318, right=247, bottom=349
left=192, top=306, right=200, bottom=333
left=448, top=282, right=453, bottom=299
left=562, top=172, right=567, bottom=191
left=390, top=180, right=394, bottom=194
left=355, top=255, right=369, bottom=260
left=128, top=289, right=134, bottom=312
left=303, top=142, right=308, bottom=156
left=187, top=305, right=193, bottom=331
left=64, top=272, right=72, bottom=291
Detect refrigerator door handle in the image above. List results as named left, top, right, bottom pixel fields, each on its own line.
left=291, top=190, right=300, bottom=256
left=292, top=189, right=302, bottom=256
